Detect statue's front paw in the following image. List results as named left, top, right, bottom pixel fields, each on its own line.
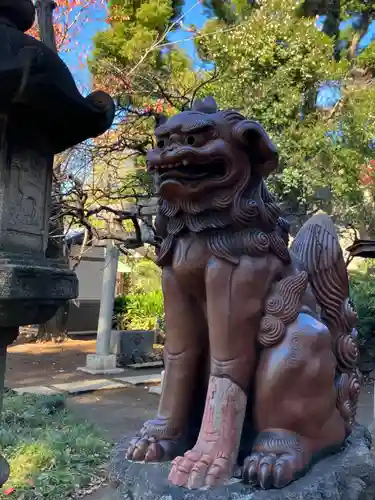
left=242, top=429, right=309, bottom=489
left=126, top=419, right=179, bottom=462
left=127, top=435, right=168, bottom=461
left=169, top=449, right=231, bottom=489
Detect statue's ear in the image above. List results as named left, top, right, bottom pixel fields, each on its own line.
left=192, top=96, right=218, bottom=113
left=232, top=120, right=278, bottom=177
left=155, top=113, right=168, bottom=127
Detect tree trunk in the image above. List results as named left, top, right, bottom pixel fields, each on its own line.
left=322, top=0, right=341, bottom=61
left=35, top=0, right=58, bottom=52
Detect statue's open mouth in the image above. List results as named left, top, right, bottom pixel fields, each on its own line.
left=150, top=159, right=228, bottom=183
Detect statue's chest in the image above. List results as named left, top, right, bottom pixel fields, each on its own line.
left=172, top=235, right=209, bottom=291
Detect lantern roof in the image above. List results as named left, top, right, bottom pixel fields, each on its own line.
left=0, top=0, right=115, bottom=153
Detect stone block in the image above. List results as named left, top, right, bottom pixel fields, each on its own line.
left=114, top=373, right=162, bottom=386
left=77, top=354, right=124, bottom=375
left=110, top=330, right=155, bottom=366
left=149, top=385, right=162, bottom=395
left=126, top=361, right=163, bottom=370
left=149, top=369, right=165, bottom=395
left=52, top=378, right=126, bottom=394
left=13, top=385, right=62, bottom=395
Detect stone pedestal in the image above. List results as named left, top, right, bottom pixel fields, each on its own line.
left=77, top=353, right=123, bottom=375
left=108, top=425, right=375, bottom=500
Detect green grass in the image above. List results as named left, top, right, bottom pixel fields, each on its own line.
left=0, top=391, right=111, bottom=500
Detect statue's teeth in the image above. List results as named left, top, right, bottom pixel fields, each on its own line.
left=182, top=159, right=188, bottom=166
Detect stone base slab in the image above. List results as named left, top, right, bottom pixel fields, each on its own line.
left=113, top=373, right=162, bottom=386
left=77, top=354, right=124, bottom=375
left=108, top=424, right=375, bottom=500
left=13, top=385, right=63, bottom=396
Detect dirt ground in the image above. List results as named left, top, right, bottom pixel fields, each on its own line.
left=5, top=338, right=100, bottom=388
left=4, top=337, right=374, bottom=431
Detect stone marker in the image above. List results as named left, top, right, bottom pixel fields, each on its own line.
left=110, top=97, right=375, bottom=498
left=0, top=0, right=115, bottom=486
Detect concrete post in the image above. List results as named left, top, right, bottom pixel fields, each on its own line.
left=78, top=240, right=124, bottom=375
left=97, top=240, right=119, bottom=355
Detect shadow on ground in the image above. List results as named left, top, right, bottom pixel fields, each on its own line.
left=66, top=384, right=375, bottom=444
left=66, top=387, right=158, bottom=442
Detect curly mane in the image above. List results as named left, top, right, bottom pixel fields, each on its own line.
left=156, top=179, right=290, bottom=266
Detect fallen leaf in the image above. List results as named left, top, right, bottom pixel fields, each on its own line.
left=3, top=487, right=15, bottom=495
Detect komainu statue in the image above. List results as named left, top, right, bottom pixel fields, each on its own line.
left=127, top=97, right=361, bottom=490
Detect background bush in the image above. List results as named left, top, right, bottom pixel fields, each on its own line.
left=350, top=263, right=375, bottom=372
left=114, top=290, right=164, bottom=331
left=113, top=258, right=164, bottom=331
left=123, top=290, right=164, bottom=330
left=127, top=258, right=161, bottom=295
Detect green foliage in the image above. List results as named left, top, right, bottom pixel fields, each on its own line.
left=195, top=0, right=375, bottom=233
left=350, top=268, right=375, bottom=371
left=89, top=0, right=375, bottom=237
left=114, top=294, right=128, bottom=317
left=121, top=290, right=164, bottom=330
left=113, top=258, right=162, bottom=330
left=90, top=0, right=196, bottom=109
left=0, top=393, right=110, bottom=500
left=127, top=258, right=162, bottom=294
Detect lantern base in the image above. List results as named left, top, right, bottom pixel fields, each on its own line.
left=0, top=455, right=9, bottom=487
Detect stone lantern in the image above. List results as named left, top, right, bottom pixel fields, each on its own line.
left=0, top=0, right=115, bottom=485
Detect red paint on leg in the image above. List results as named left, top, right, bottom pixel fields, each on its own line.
left=168, top=375, right=247, bottom=489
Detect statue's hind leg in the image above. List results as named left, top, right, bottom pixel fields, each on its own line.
left=243, top=312, right=346, bottom=489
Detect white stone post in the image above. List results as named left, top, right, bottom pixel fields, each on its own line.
left=97, top=240, right=119, bottom=354
left=78, top=240, right=124, bottom=375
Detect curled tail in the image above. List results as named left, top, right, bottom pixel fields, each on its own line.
left=290, top=213, right=360, bottom=430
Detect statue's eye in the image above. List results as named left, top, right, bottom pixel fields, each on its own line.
left=186, top=135, right=196, bottom=145
left=157, top=139, right=165, bottom=149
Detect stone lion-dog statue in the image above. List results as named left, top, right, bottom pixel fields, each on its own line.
left=126, top=97, right=360, bottom=491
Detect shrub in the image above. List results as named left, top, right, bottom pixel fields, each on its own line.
left=115, top=290, right=164, bottom=331
left=113, top=295, right=128, bottom=329
left=350, top=270, right=375, bottom=372
left=128, top=258, right=161, bottom=294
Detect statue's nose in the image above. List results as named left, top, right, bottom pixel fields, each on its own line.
left=167, top=134, right=180, bottom=150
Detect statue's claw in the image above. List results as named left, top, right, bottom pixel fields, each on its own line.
left=258, top=454, right=276, bottom=489
left=126, top=436, right=174, bottom=461
left=242, top=430, right=309, bottom=489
